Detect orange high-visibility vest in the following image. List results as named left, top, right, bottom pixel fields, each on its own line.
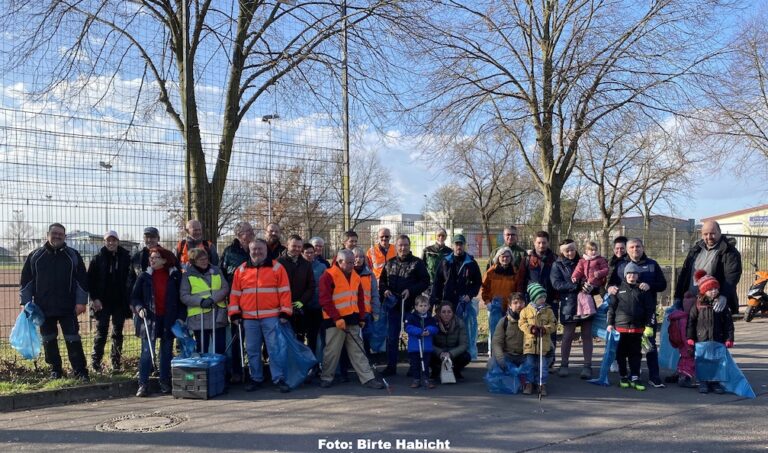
left=322, top=265, right=362, bottom=320
left=360, top=273, right=373, bottom=314
left=176, top=239, right=213, bottom=265
left=228, top=260, right=292, bottom=320
left=367, top=244, right=395, bottom=280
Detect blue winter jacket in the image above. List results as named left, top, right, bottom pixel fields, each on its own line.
left=404, top=311, right=439, bottom=353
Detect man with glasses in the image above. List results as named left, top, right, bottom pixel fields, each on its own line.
left=421, top=228, right=452, bottom=284
left=487, top=225, right=526, bottom=271
left=367, top=227, right=396, bottom=282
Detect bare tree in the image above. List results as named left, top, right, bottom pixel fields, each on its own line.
left=160, top=182, right=250, bottom=238
left=450, top=134, right=529, bottom=254
left=337, top=147, right=399, bottom=229
left=397, top=0, right=730, bottom=231
left=2, top=0, right=403, bottom=240
left=424, top=183, right=476, bottom=226
left=4, top=210, right=36, bottom=260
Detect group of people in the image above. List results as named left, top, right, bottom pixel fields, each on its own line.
left=18, top=218, right=742, bottom=397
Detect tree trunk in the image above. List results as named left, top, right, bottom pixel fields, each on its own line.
left=541, top=183, right=563, bottom=234
left=482, top=216, right=493, bottom=260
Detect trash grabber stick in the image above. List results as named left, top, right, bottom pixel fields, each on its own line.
left=142, top=315, right=155, bottom=365
left=345, top=329, right=391, bottom=394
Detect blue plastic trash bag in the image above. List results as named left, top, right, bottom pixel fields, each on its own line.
left=591, top=300, right=609, bottom=339
left=695, top=341, right=755, bottom=398
left=658, top=306, right=680, bottom=371
left=383, top=294, right=400, bottom=311
left=25, top=302, right=45, bottom=326
left=171, top=320, right=199, bottom=359
left=589, top=330, right=620, bottom=386
left=370, top=304, right=388, bottom=353
left=277, top=322, right=318, bottom=389
left=459, top=299, right=479, bottom=360
left=9, top=309, right=42, bottom=360
left=487, top=297, right=503, bottom=354
left=484, top=357, right=531, bottom=394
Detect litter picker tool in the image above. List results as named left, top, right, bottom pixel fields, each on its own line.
left=141, top=312, right=155, bottom=365
left=418, top=332, right=426, bottom=388
left=345, top=328, right=392, bottom=394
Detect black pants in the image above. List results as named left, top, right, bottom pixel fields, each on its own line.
left=429, top=351, right=471, bottom=378
left=409, top=351, right=432, bottom=380
left=617, top=332, right=642, bottom=378
left=91, top=306, right=126, bottom=366
left=304, top=308, right=323, bottom=359
left=40, top=313, right=87, bottom=375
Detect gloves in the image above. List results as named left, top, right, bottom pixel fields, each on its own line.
left=335, top=318, right=347, bottom=331
left=229, top=313, right=242, bottom=324
left=606, top=325, right=613, bottom=332
left=725, top=340, right=733, bottom=348
left=687, top=339, right=695, bottom=346
left=359, top=321, right=366, bottom=329
left=293, top=301, right=304, bottom=309
left=200, top=298, right=215, bottom=309
left=530, top=326, right=545, bottom=336
left=138, top=308, right=147, bottom=319
left=529, top=326, right=539, bottom=335
left=643, top=326, right=654, bottom=338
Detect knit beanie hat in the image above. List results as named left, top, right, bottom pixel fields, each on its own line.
left=695, top=269, right=719, bottom=295
left=527, top=283, right=547, bottom=305
left=624, top=262, right=641, bottom=277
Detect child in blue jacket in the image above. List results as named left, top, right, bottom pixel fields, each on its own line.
left=405, top=295, right=439, bottom=388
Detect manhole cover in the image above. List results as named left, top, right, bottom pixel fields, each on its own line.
left=96, top=412, right=187, bottom=433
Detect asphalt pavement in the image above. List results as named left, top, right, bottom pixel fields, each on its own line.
left=1, top=318, right=766, bottom=453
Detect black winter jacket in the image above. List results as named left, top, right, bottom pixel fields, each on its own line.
left=675, top=236, right=742, bottom=314
left=522, top=250, right=557, bottom=305
left=687, top=297, right=734, bottom=344
left=88, top=246, right=132, bottom=314
left=221, top=239, right=250, bottom=285
left=277, top=254, right=316, bottom=309
left=608, top=254, right=667, bottom=304
left=608, top=281, right=656, bottom=330
left=379, top=253, right=430, bottom=313
left=550, top=256, right=583, bottom=323
left=429, top=253, right=482, bottom=309
left=20, top=242, right=88, bottom=317
left=130, top=267, right=182, bottom=341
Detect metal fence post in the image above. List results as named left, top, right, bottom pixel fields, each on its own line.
left=670, top=227, right=677, bottom=305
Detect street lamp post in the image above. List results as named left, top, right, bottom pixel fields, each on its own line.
left=99, top=161, right=113, bottom=230
left=262, top=114, right=279, bottom=223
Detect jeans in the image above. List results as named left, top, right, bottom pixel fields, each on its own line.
left=386, top=308, right=403, bottom=368
left=243, top=317, right=285, bottom=384
left=139, top=318, right=173, bottom=385
left=525, top=354, right=548, bottom=385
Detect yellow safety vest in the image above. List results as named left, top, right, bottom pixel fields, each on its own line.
left=187, top=273, right=226, bottom=316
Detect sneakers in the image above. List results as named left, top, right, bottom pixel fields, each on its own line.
left=558, top=365, right=569, bottom=377
left=699, top=382, right=709, bottom=394
left=319, top=380, right=333, bottom=389
left=136, top=384, right=149, bottom=397
left=382, top=366, right=397, bottom=377
left=159, top=381, right=172, bottom=395
left=580, top=366, right=592, bottom=380
left=364, top=379, right=385, bottom=389
left=49, top=370, right=64, bottom=380
left=619, top=377, right=630, bottom=389
left=630, top=377, right=645, bottom=391
left=244, top=380, right=262, bottom=392
left=409, top=379, right=421, bottom=389
left=678, top=375, right=695, bottom=388
left=423, top=379, right=436, bottom=389
left=522, top=383, right=533, bottom=395
left=648, top=377, right=666, bottom=389
left=277, top=379, right=291, bottom=393
left=539, top=384, right=547, bottom=397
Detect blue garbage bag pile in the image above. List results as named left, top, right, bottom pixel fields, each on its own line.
left=457, top=299, right=479, bottom=360
left=171, top=320, right=199, bottom=359
left=695, top=341, right=755, bottom=399
left=276, top=322, right=318, bottom=389
left=591, top=300, right=609, bottom=340
left=484, top=356, right=531, bottom=394
left=658, top=306, right=680, bottom=371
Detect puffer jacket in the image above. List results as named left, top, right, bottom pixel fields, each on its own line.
left=522, top=250, right=556, bottom=305
left=492, top=313, right=525, bottom=364
left=19, top=242, right=88, bottom=317
left=607, top=281, right=656, bottom=332
left=130, top=267, right=182, bottom=341
left=481, top=264, right=525, bottom=311
left=220, top=239, right=250, bottom=285
left=379, top=253, right=430, bottom=313
left=550, top=256, right=582, bottom=323
left=404, top=311, right=439, bottom=353
left=519, top=303, right=557, bottom=355
left=687, top=296, right=734, bottom=344
left=432, top=317, right=468, bottom=359
left=180, top=264, right=230, bottom=330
